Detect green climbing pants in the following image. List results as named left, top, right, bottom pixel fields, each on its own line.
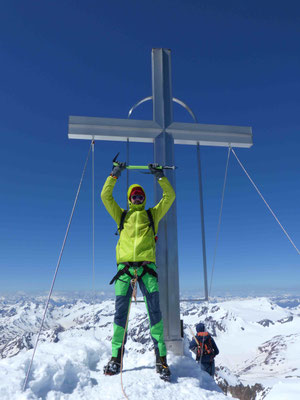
left=111, top=262, right=166, bottom=359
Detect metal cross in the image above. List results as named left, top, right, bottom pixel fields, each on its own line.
left=68, top=48, right=252, bottom=355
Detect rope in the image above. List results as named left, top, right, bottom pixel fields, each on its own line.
left=22, top=141, right=94, bottom=392
left=120, top=270, right=138, bottom=400
left=231, top=148, right=300, bottom=255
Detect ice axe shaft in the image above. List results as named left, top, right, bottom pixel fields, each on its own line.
left=113, top=162, right=176, bottom=170
left=112, top=153, right=177, bottom=170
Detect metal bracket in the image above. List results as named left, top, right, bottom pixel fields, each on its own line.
left=128, top=96, right=197, bottom=123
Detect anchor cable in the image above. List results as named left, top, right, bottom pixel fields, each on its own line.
left=209, top=146, right=231, bottom=295
left=231, top=148, right=300, bottom=256
left=191, top=146, right=299, bottom=372
left=92, top=140, right=96, bottom=333
left=194, top=146, right=231, bottom=367
left=22, top=141, right=94, bottom=391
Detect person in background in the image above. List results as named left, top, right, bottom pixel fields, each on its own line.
left=189, top=322, right=219, bottom=377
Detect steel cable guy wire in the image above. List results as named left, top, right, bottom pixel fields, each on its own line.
left=23, top=140, right=94, bottom=391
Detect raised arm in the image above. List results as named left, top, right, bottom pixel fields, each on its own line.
left=101, top=162, right=126, bottom=225
left=151, top=177, right=175, bottom=228
left=101, top=176, right=123, bottom=225
left=147, top=163, right=175, bottom=233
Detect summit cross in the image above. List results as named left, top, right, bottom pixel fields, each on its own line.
left=68, top=48, right=252, bottom=355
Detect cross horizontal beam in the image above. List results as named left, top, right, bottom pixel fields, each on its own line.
left=68, top=116, right=253, bottom=148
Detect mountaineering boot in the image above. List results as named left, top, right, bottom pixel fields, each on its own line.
left=103, top=357, right=121, bottom=376
left=104, top=348, right=123, bottom=376
left=155, top=354, right=171, bottom=382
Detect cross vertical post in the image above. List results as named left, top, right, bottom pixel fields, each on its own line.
left=152, top=49, right=182, bottom=353
left=126, top=138, right=130, bottom=209
left=152, top=48, right=173, bottom=128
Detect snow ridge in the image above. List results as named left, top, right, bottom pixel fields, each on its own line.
left=0, top=296, right=299, bottom=399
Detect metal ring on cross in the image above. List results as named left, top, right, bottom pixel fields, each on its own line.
left=128, top=96, right=198, bottom=123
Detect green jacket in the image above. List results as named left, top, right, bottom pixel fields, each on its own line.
left=101, top=176, right=175, bottom=263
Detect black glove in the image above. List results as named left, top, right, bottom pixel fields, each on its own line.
left=111, top=162, right=126, bottom=178
left=148, top=163, right=164, bottom=179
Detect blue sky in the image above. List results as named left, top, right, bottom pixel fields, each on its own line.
left=0, top=1, right=299, bottom=296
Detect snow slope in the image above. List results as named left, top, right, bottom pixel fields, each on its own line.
left=0, top=299, right=225, bottom=400
left=182, top=297, right=300, bottom=399
left=0, top=296, right=300, bottom=399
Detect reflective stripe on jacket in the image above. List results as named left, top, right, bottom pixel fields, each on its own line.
left=101, top=176, right=175, bottom=263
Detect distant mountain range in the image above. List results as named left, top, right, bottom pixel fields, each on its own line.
left=0, top=295, right=299, bottom=399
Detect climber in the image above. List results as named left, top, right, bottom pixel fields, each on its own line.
left=101, top=161, right=175, bottom=381
left=189, top=322, right=219, bottom=377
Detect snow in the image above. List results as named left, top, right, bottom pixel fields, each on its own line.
left=0, top=332, right=224, bottom=400
left=216, top=298, right=282, bottom=322
left=1, top=296, right=300, bottom=399
left=212, top=300, right=300, bottom=387
left=264, top=380, right=300, bottom=400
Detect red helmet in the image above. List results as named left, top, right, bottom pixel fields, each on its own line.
left=129, top=187, right=145, bottom=199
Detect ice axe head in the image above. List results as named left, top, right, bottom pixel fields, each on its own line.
left=112, top=152, right=120, bottom=163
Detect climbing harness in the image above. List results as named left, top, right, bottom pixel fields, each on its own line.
left=22, top=140, right=94, bottom=392
left=109, top=262, right=158, bottom=285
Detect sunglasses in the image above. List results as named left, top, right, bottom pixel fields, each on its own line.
left=131, top=194, right=144, bottom=200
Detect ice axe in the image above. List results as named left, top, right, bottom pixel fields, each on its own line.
left=112, top=152, right=177, bottom=171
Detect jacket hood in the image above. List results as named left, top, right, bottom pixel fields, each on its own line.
left=196, top=323, right=205, bottom=333
left=127, top=183, right=146, bottom=210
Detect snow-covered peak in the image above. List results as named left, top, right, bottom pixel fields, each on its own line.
left=0, top=296, right=299, bottom=399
